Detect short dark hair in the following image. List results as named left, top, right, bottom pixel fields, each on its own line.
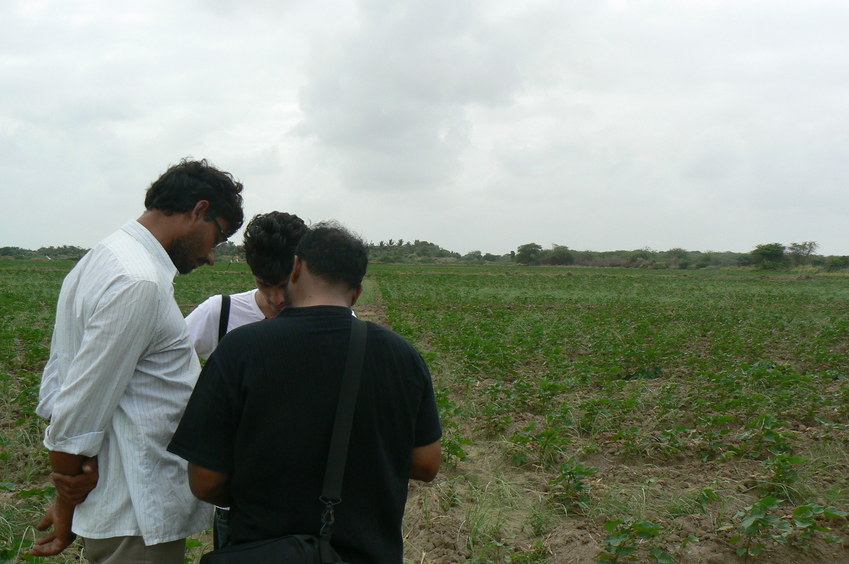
left=144, top=158, right=244, bottom=234
left=243, top=212, right=308, bottom=283
left=295, top=221, right=368, bottom=289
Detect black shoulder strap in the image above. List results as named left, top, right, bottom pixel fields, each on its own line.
left=322, top=317, right=367, bottom=499
left=218, top=294, right=231, bottom=343
left=319, top=317, right=367, bottom=561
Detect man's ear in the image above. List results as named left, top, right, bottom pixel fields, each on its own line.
left=350, top=283, right=363, bottom=307
left=189, top=200, right=211, bottom=223
left=290, top=256, right=303, bottom=283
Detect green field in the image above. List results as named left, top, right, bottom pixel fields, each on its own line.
left=2, top=261, right=848, bottom=563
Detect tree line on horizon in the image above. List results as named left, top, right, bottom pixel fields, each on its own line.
left=509, top=240, right=840, bottom=270
left=2, top=239, right=847, bottom=271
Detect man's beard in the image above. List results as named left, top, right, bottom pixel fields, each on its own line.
left=169, top=232, right=208, bottom=274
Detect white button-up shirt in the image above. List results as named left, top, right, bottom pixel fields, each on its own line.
left=37, top=220, right=212, bottom=545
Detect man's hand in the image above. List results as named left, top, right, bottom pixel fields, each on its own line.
left=51, top=456, right=98, bottom=505
left=30, top=499, right=76, bottom=556
left=32, top=450, right=89, bottom=556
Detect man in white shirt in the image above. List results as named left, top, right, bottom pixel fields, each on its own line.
left=186, top=211, right=307, bottom=360
left=32, top=159, right=245, bottom=564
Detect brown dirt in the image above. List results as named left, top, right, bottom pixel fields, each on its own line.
left=402, top=450, right=849, bottom=563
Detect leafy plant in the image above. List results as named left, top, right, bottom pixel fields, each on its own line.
left=760, top=453, right=808, bottom=498
left=434, top=387, right=471, bottom=466
left=727, top=496, right=849, bottom=559
left=597, top=519, right=671, bottom=563
left=787, top=504, right=847, bottom=549
left=729, top=496, right=792, bottom=558
left=736, top=414, right=795, bottom=459
left=509, top=423, right=570, bottom=468
left=549, top=458, right=597, bottom=512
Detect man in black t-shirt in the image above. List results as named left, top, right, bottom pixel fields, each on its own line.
left=168, top=222, right=442, bottom=563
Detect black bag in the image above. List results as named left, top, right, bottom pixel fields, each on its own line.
left=199, top=533, right=344, bottom=564
left=198, top=318, right=367, bottom=564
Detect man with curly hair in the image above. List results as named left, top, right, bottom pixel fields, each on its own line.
left=185, top=211, right=307, bottom=547
left=186, top=211, right=308, bottom=361
left=33, top=159, right=244, bottom=563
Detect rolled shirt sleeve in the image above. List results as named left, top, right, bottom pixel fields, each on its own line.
left=44, top=278, right=159, bottom=456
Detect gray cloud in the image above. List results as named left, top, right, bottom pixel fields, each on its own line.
left=296, top=0, right=527, bottom=191
left=1, top=0, right=848, bottom=255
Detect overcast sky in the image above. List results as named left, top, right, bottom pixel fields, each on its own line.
left=2, top=0, right=847, bottom=256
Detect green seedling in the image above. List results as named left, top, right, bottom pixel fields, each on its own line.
left=597, top=519, right=670, bottom=563
left=549, top=458, right=597, bottom=512
left=729, top=496, right=791, bottom=558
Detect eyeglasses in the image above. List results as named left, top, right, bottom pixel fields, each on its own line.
left=212, top=217, right=229, bottom=248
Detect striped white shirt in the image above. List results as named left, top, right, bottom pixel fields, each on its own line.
left=37, top=220, right=212, bottom=545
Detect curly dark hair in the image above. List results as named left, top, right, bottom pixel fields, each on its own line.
left=243, top=212, right=309, bottom=283
left=295, top=221, right=367, bottom=289
left=144, top=158, right=244, bottom=235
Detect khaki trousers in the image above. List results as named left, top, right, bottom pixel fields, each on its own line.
left=82, top=536, right=185, bottom=564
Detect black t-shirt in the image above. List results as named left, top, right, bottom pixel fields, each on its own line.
left=169, top=306, right=442, bottom=564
